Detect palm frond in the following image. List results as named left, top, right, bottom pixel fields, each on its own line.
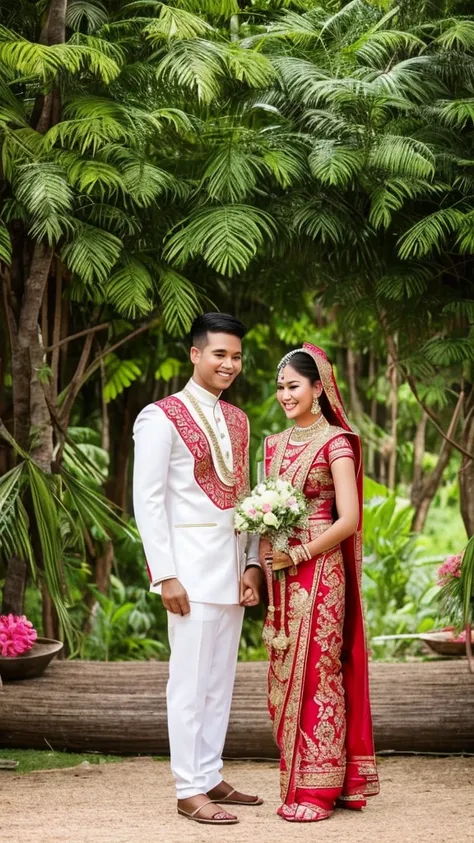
left=292, top=198, right=351, bottom=245
left=309, top=140, right=364, bottom=187
left=222, top=44, right=276, bottom=88
left=202, top=143, right=263, bottom=202
left=105, top=256, right=154, bottom=317
left=370, top=135, right=435, bottom=179
left=44, top=117, right=129, bottom=155
left=0, top=464, right=32, bottom=566
left=436, top=98, right=474, bottom=129
left=122, top=157, right=183, bottom=205
left=13, top=162, right=73, bottom=244
left=345, top=29, right=424, bottom=67
left=156, top=39, right=225, bottom=103
left=164, top=204, right=277, bottom=276
left=423, top=337, right=474, bottom=366
left=66, top=0, right=109, bottom=34
left=0, top=26, right=120, bottom=83
left=26, top=461, right=73, bottom=646
left=0, top=222, right=12, bottom=264
left=103, top=355, right=142, bottom=402
left=369, top=178, right=444, bottom=229
left=375, top=266, right=431, bottom=300
left=433, top=19, right=474, bottom=52
left=397, top=207, right=465, bottom=259
left=370, top=56, right=443, bottom=103
left=144, top=7, right=215, bottom=42
left=68, top=157, right=126, bottom=198
left=158, top=266, right=201, bottom=335
left=61, top=224, right=123, bottom=284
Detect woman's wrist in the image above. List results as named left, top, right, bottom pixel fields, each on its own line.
left=289, top=544, right=312, bottom=566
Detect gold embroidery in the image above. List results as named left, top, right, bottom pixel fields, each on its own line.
left=158, top=396, right=249, bottom=509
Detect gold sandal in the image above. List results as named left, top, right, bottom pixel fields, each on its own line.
left=177, top=800, right=239, bottom=825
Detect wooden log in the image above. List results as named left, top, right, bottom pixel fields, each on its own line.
left=0, top=660, right=473, bottom=756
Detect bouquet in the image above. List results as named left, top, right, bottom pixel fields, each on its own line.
left=0, top=614, right=37, bottom=657
left=234, top=477, right=308, bottom=557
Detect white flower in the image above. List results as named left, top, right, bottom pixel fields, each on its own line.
left=260, top=490, right=280, bottom=507
left=263, top=512, right=279, bottom=528
left=234, top=514, right=247, bottom=531
left=241, top=498, right=257, bottom=514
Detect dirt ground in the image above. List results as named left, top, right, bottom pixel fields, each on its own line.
left=2, top=755, right=473, bottom=843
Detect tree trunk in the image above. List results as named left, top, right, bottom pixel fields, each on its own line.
left=347, top=347, right=364, bottom=420
left=94, top=541, right=115, bottom=595
left=1, top=660, right=473, bottom=756
left=387, top=344, right=398, bottom=491
left=1, top=556, right=28, bottom=614
left=367, top=351, right=377, bottom=476
left=411, top=393, right=463, bottom=533
left=460, top=388, right=474, bottom=537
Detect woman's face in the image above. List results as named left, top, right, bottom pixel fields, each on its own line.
left=276, top=364, right=322, bottom=421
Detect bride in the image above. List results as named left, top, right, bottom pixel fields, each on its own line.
left=260, top=342, right=379, bottom=822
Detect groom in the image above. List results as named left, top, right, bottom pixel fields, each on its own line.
left=133, top=312, right=263, bottom=825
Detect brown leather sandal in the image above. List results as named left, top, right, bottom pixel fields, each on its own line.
left=207, top=786, right=263, bottom=806
left=177, top=800, right=239, bottom=825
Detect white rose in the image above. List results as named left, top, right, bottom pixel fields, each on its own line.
left=260, top=490, right=280, bottom=507
left=263, top=512, right=279, bottom=528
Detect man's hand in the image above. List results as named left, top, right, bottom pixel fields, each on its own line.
left=240, top=567, right=263, bottom=607
left=161, top=578, right=190, bottom=615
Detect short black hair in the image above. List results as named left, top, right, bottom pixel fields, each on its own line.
left=280, top=351, right=320, bottom=384
left=190, top=312, right=247, bottom=348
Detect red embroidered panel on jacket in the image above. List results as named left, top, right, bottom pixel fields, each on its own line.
left=156, top=396, right=248, bottom=510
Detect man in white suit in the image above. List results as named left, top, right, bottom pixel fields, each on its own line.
left=133, top=313, right=263, bottom=826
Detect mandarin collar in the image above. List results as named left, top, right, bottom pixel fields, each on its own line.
left=186, top=378, right=221, bottom=408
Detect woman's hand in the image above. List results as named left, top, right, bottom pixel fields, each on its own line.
left=271, top=551, right=293, bottom=571
left=259, top=537, right=273, bottom=565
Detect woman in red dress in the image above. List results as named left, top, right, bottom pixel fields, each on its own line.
left=261, top=343, right=379, bottom=822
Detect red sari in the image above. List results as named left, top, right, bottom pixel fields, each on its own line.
left=263, top=343, right=379, bottom=818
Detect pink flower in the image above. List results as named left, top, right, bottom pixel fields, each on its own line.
left=437, top=554, right=463, bottom=586
left=286, top=497, right=296, bottom=507
left=0, top=614, right=37, bottom=657
left=248, top=508, right=257, bottom=517
left=262, top=503, right=272, bottom=513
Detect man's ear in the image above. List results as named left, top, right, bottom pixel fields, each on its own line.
left=190, top=346, right=200, bottom=365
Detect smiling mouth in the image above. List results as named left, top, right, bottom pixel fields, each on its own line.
left=217, top=371, right=233, bottom=378
left=283, top=403, right=297, bottom=410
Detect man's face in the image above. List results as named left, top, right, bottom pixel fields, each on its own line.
left=190, top=332, right=243, bottom=395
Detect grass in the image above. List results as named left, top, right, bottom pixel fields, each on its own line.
left=0, top=748, right=167, bottom=774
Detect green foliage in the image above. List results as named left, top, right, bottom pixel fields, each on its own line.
left=363, top=492, right=444, bottom=653
left=79, top=576, right=168, bottom=660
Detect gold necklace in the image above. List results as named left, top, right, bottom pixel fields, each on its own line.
left=290, top=414, right=329, bottom=443
left=183, top=388, right=235, bottom=487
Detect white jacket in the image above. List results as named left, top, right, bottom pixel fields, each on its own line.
left=133, top=379, right=259, bottom=605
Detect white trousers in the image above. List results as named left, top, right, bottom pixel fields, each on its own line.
left=166, top=602, right=244, bottom=799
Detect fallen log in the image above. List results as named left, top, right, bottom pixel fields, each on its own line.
left=0, top=660, right=473, bottom=756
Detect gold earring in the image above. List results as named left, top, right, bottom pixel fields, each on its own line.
left=311, top=396, right=320, bottom=415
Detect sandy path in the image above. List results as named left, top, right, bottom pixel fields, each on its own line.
left=2, top=756, right=473, bottom=843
